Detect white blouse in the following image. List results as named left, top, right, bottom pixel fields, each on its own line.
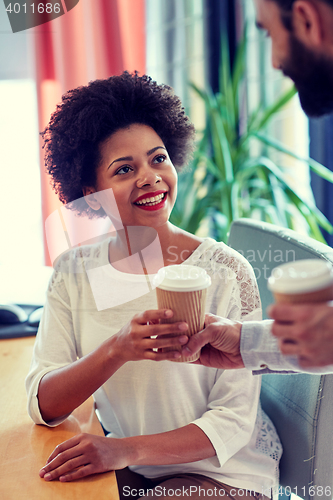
left=26, top=237, right=282, bottom=495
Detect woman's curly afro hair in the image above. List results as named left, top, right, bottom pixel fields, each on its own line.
left=42, top=71, right=196, bottom=218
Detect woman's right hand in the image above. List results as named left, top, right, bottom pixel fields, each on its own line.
left=111, top=309, right=188, bottom=363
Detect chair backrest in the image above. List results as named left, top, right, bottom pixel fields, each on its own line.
left=228, top=218, right=333, bottom=500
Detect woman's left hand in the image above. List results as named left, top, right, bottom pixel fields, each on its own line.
left=39, top=433, right=130, bottom=482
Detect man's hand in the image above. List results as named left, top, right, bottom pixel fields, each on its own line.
left=181, top=314, right=244, bottom=369
left=269, top=302, right=333, bottom=368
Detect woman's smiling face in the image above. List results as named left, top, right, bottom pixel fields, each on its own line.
left=85, top=123, right=178, bottom=229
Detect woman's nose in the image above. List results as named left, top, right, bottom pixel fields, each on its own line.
left=136, top=169, right=162, bottom=188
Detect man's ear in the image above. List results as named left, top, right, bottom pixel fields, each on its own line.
left=82, top=187, right=102, bottom=210
left=292, top=0, right=323, bottom=47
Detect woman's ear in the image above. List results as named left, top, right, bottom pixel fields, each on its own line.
left=82, top=187, right=102, bottom=211
left=292, top=0, right=323, bottom=47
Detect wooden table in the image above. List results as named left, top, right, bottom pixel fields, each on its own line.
left=0, top=336, right=119, bottom=499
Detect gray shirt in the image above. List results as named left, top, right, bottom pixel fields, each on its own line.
left=241, top=320, right=333, bottom=374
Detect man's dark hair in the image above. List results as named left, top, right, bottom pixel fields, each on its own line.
left=271, top=0, right=333, bottom=30
left=42, top=71, right=196, bottom=217
left=272, top=0, right=333, bottom=8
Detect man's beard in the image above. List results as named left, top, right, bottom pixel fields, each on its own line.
left=282, top=35, right=333, bottom=117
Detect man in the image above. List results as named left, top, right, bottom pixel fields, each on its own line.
left=182, top=0, right=333, bottom=373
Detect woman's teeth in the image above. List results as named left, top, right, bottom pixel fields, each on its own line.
left=136, top=193, right=165, bottom=206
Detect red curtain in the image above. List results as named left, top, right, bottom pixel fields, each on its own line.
left=34, top=0, right=146, bottom=266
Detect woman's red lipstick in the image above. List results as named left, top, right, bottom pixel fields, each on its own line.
left=133, top=191, right=167, bottom=211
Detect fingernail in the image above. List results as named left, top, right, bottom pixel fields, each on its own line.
left=178, top=322, right=188, bottom=331
left=173, top=351, right=181, bottom=359
left=165, top=310, right=173, bottom=317
left=39, top=469, right=45, bottom=478
left=44, top=473, right=51, bottom=481
left=179, top=336, right=188, bottom=344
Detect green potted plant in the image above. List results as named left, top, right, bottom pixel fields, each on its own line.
left=170, top=36, right=333, bottom=243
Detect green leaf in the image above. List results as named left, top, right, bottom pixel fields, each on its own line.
left=253, top=85, right=297, bottom=132
left=219, top=35, right=236, bottom=132
left=267, top=174, right=289, bottom=227
left=232, top=33, right=246, bottom=99
left=254, top=133, right=333, bottom=182
left=238, top=156, right=333, bottom=232
left=286, top=191, right=328, bottom=241
left=210, top=107, right=234, bottom=183
left=190, top=82, right=210, bottom=105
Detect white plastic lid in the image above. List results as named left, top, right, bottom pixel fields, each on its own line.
left=268, top=259, right=333, bottom=294
left=153, top=265, right=211, bottom=292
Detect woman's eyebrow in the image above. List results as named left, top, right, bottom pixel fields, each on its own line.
left=147, top=146, right=166, bottom=156
left=108, top=156, right=133, bottom=169
left=108, top=147, right=166, bottom=169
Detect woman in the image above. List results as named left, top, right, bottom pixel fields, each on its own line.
left=26, top=72, right=281, bottom=499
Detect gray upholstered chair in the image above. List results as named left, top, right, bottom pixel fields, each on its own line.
left=228, top=218, right=333, bottom=500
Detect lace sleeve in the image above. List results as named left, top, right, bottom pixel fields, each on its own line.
left=214, top=246, right=261, bottom=320
left=189, top=240, right=262, bottom=322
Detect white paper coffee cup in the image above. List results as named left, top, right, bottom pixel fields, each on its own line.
left=153, top=265, right=211, bottom=362
left=268, top=259, right=333, bottom=303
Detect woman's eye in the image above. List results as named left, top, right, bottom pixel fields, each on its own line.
left=153, top=155, right=166, bottom=164
left=116, top=165, right=133, bottom=175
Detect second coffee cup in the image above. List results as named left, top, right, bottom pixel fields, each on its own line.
left=268, top=259, right=333, bottom=304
